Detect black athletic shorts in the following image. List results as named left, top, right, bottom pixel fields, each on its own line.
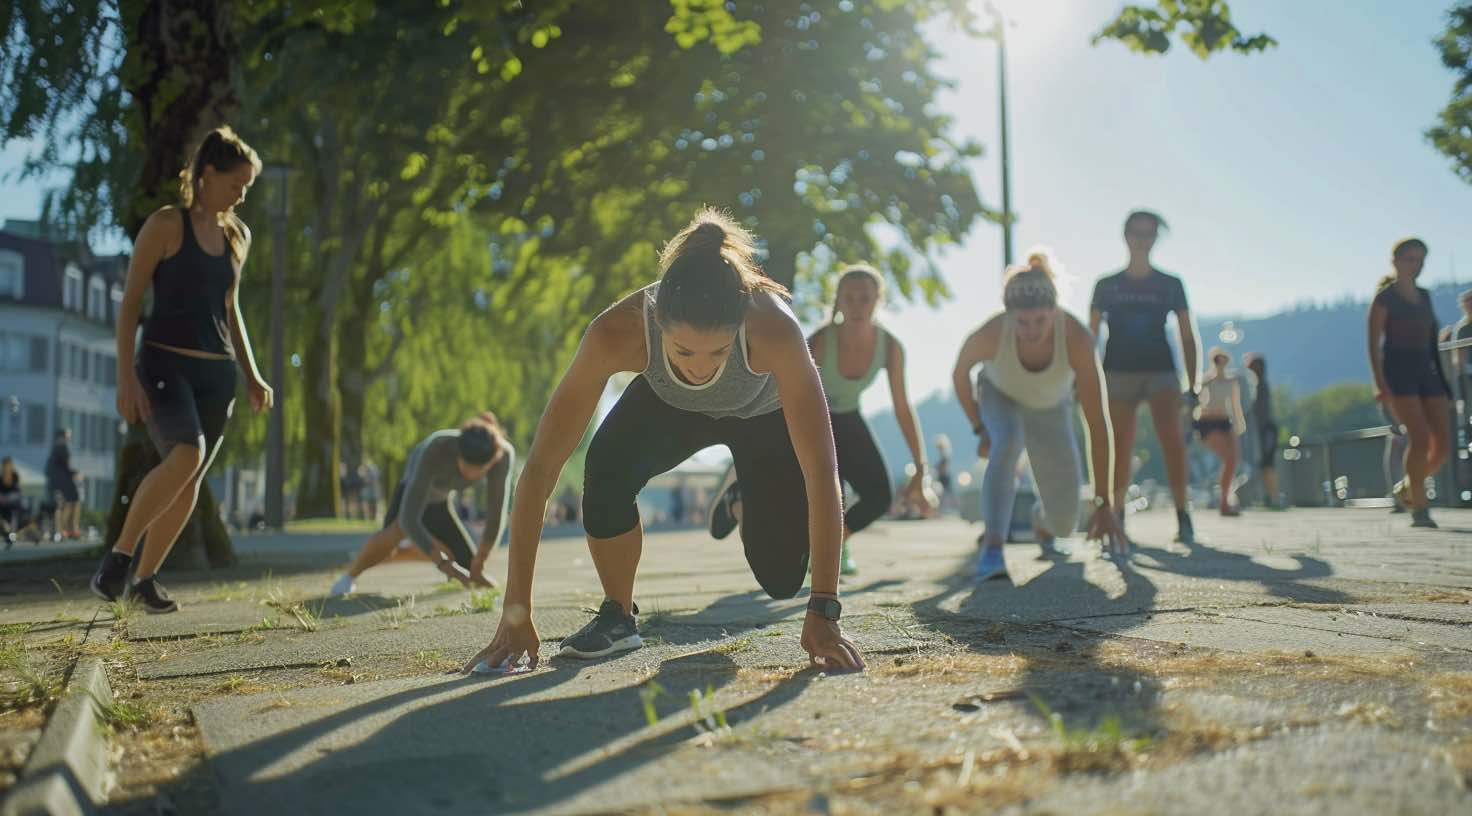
left=383, top=481, right=474, bottom=569
left=1383, top=349, right=1451, bottom=398
left=136, top=343, right=237, bottom=458
left=1195, top=417, right=1233, bottom=439
left=1258, top=422, right=1279, bottom=470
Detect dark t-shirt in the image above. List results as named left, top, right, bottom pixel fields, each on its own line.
left=44, top=444, right=71, bottom=488
left=1090, top=269, right=1188, bottom=372
left=1373, top=286, right=1438, bottom=353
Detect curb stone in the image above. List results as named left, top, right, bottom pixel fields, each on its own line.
left=1, top=657, right=113, bottom=816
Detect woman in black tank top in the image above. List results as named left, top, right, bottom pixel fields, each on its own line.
left=90, top=127, right=275, bottom=613
left=1368, top=237, right=1449, bottom=529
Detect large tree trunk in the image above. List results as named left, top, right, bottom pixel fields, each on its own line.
left=104, top=0, right=239, bottom=565
left=296, top=317, right=341, bottom=518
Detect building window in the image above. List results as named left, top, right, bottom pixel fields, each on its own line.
left=80, top=348, right=90, bottom=382
left=1, top=402, right=20, bottom=446
left=110, top=284, right=123, bottom=324
left=64, top=264, right=83, bottom=311
left=29, top=336, right=48, bottom=372
left=0, top=332, right=26, bottom=371
left=27, top=403, right=46, bottom=444
left=88, top=276, right=107, bottom=321
left=0, top=250, right=23, bottom=299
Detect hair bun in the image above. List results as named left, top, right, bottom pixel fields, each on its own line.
left=1025, top=252, right=1053, bottom=278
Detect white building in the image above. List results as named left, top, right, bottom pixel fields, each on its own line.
left=0, top=220, right=127, bottom=511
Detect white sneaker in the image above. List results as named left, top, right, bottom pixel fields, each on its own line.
left=329, top=573, right=356, bottom=598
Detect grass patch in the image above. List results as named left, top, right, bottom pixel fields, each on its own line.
left=1427, top=672, right=1472, bottom=719
left=286, top=518, right=378, bottom=534
left=1030, top=694, right=1151, bottom=774
left=213, top=675, right=277, bottom=696
left=712, top=635, right=755, bottom=656
left=92, top=696, right=160, bottom=732
left=318, top=664, right=367, bottom=685
left=467, top=588, right=500, bottom=613
left=412, top=650, right=458, bottom=673
left=265, top=600, right=325, bottom=633
left=868, top=651, right=1028, bottom=681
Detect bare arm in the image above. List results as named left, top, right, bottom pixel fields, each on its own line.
left=1176, top=308, right=1200, bottom=392
left=1368, top=303, right=1389, bottom=398
left=884, top=333, right=925, bottom=474
left=1066, top=315, right=1114, bottom=503
left=952, top=316, right=1003, bottom=433
left=224, top=219, right=266, bottom=385
left=751, top=302, right=843, bottom=597
left=503, top=306, right=641, bottom=611
left=1231, top=379, right=1247, bottom=436
left=116, top=212, right=171, bottom=378
left=477, top=442, right=515, bottom=556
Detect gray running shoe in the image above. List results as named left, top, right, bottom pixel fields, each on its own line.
left=559, top=599, right=642, bottom=658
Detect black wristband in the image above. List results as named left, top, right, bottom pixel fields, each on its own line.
left=972, top=422, right=984, bottom=436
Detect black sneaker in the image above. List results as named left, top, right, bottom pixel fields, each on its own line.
left=558, top=599, right=642, bottom=659
left=1174, top=509, right=1196, bottom=545
left=708, top=469, right=740, bottom=541
left=1410, top=508, right=1438, bottom=529
left=126, top=577, right=179, bottom=614
left=90, top=551, right=132, bottom=602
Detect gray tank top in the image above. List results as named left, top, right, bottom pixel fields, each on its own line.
left=640, top=282, right=781, bottom=419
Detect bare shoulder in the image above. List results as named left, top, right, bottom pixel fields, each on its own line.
left=744, top=289, right=803, bottom=343
left=1062, top=310, right=1096, bottom=348
left=584, top=289, right=648, bottom=371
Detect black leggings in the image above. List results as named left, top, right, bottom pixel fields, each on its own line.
left=583, top=376, right=813, bottom=599
left=383, top=482, right=474, bottom=569
left=830, top=411, right=892, bottom=534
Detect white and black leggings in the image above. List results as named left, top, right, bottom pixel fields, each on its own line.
left=582, top=376, right=813, bottom=599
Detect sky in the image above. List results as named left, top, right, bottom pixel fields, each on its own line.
left=2, top=0, right=1469, bottom=417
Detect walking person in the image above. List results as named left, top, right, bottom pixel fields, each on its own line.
left=44, top=430, right=81, bottom=539
left=463, top=209, right=863, bottom=673
left=1089, top=210, right=1201, bottom=545
left=1, top=457, right=34, bottom=547
left=89, top=126, right=274, bottom=613
left=933, top=434, right=955, bottom=514
left=953, top=251, right=1126, bottom=581
left=330, top=413, right=513, bottom=597
left=1196, top=348, right=1247, bottom=516
left=707, top=264, right=927, bottom=576
left=1243, top=354, right=1281, bottom=508
left=1368, top=237, right=1450, bottom=528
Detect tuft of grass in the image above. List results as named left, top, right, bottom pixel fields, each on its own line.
left=639, top=680, right=667, bottom=726
left=712, top=635, right=755, bottom=656
left=378, top=597, right=417, bottom=630
left=467, top=588, right=500, bottom=614
left=688, top=685, right=731, bottom=739
left=214, top=675, right=275, bottom=696
left=91, top=695, right=159, bottom=732
left=412, top=650, right=458, bottom=672
left=106, top=600, right=133, bottom=623
left=1030, top=694, right=1150, bottom=774
left=250, top=616, right=282, bottom=632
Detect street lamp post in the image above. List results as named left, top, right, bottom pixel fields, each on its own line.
left=990, top=3, right=1014, bottom=272
left=261, top=163, right=291, bottom=530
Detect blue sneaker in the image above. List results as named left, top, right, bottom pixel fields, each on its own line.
left=973, top=547, right=1008, bottom=581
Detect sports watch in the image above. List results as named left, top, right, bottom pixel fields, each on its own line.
left=807, top=596, right=842, bottom=621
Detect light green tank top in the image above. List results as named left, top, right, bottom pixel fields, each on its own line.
left=818, top=324, right=888, bottom=414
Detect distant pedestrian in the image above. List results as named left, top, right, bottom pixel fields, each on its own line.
left=45, top=429, right=81, bottom=539
left=1368, top=237, right=1448, bottom=529
left=1243, top=354, right=1280, bottom=508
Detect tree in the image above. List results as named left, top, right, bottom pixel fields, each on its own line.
left=1092, top=0, right=1275, bottom=58
left=1428, top=3, right=1472, bottom=185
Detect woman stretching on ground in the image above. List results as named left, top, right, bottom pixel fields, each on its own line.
left=463, top=209, right=863, bottom=673
left=953, top=251, right=1125, bottom=581
left=330, top=413, right=513, bottom=597
left=1368, top=237, right=1449, bottom=529
left=1195, top=348, right=1247, bottom=516
left=91, top=127, right=273, bottom=613
left=707, top=264, right=926, bottom=576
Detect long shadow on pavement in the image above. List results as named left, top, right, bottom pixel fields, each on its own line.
left=183, top=650, right=819, bottom=814
left=912, top=550, right=1166, bottom=736
left=1129, top=537, right=1349, bottom=604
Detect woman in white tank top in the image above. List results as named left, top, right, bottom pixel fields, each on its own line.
left=1195, top=347, right=1247, bottom=516
left=952, top=251, right=1126, bottom=581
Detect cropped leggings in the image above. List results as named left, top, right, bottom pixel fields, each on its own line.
left=582, top=376, right=818, bottom=600
left=979, top=377, right=1084, bottom=541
